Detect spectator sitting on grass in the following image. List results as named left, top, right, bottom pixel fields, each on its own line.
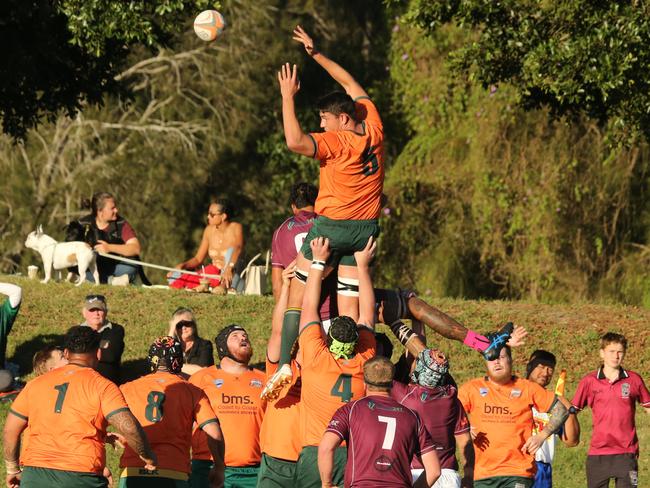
left=167, top=306, right=214, bottom=376
left=169, top=198, right=245, bottom=295
left=67, top=192, right=145, bottom=285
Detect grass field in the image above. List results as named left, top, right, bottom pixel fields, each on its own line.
left=1, top=275, right=649, bottom=487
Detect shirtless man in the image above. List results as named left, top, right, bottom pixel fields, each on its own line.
left=170, top=199, right=244, bottom=294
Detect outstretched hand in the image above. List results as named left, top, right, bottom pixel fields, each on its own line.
left=310, top=237, right=331, bottom=262
left=278, top=63, right=300, bottom=99
left=507, top=325, right=528, bottom=347
left=354, top=237, right=377, bottom=268
left=292, top=25, right=317, bottom=56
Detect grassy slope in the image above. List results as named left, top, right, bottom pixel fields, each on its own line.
left=1, top=276, right=648, bottom=486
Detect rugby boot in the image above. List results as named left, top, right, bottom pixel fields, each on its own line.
left=260, top=363, right=292, bottom=400
left=482, top=322, right=514, bottom=361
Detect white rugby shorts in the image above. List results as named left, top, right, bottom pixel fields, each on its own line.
left=411, top=468, right=461, bottom=488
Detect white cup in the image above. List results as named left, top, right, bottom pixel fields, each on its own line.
left=27, top=265, right=39, bottom=280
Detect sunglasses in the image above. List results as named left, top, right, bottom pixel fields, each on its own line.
left=175, top=320, right=196, bottom=329
left=85, top=294, right=106, bottom=302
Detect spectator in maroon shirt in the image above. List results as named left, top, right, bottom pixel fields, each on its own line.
left=319, top=356, right=441, bottom=488
left=67, top=192, right=143, bottom=284
left=572, top=332, right=650, bottom=488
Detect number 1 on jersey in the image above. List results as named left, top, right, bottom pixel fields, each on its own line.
left=330, top=374, right=353, bottom=402
left=377, top=415, right=396, bottom=450
left=53, top=382, right=69, bottom=413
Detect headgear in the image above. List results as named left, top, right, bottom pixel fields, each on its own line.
left=215, top=324, right=247, bottom=362
left=148, top=336, right=183, bottom=374
left=411, top=349, right=449, bottom=387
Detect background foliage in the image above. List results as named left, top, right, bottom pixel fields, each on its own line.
left=1, top=0, right=649, bottom=306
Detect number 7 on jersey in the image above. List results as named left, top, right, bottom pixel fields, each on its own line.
left=377, top=415, right=396, bottom=450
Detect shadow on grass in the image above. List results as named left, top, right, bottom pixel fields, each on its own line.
left=9, top=333, right=64, bottom=375
left=120, top=358, right=150, bottom=384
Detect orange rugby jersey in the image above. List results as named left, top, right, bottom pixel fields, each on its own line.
left=119, top=371, right=218, bottom=473
left=299, top=323, right=376, bottom=447
left=11, top=363, right=129, bottom=474
left=190, top=366, right=266, bottom=466
left=259, top=359, right=302, bottom=461
left=310, top=97, right=384, bottom=221
left=458, top=376, right=556, bottom=480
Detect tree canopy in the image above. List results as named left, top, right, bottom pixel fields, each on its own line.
left=0, top=0, right=212, bottom=138
left=394, top=0, right=650, bottom=142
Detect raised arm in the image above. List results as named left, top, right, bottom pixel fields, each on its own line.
left=108, top=410, right=157, bottom=469
left=268, top=263, right=295, bottom=362
left=278, top=63, right=315, bottom=157
left=293, top=26, right=368, bottom=100
left=353, top=237, right=377, bottom=329
left=299, top=238, right=330, bottom=330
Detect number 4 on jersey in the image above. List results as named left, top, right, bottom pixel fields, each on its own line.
left=330, top=374, right=353, bottom=403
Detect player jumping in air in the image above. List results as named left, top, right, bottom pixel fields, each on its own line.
left=263, top=26, right=385, bottom=399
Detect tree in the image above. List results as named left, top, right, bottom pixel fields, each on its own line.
left=0, top=0, right=212, bottom=139
left=393, top=0, right=650, bottom=142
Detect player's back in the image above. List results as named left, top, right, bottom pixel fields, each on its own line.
left=120, top=371, right=217, bottom=473
left=271, top=210, right=316, bottom=267
left=326, top=395, right=433, bottom=487
left=312, top=98, right=385, bottom=221
left=12, top=364, right=126, bottom=474
left=299, top=325, right=375, bottom=447
left=391, top=382, right=468, bottom=470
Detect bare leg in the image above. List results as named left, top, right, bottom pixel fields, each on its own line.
left=407, top=296, right=468, bottom=342
left=337, top=264, right=359, bottom=322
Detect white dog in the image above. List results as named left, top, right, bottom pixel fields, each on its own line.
left=25, top=226, right=99, bottom=286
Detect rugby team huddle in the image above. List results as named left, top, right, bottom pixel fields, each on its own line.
left=3, top=26, right=650, bottom=488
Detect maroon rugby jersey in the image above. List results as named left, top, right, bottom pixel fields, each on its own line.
left=391, top=381, right=469, bottom=471
left=572, top=367, right=650, bottom=456
left=271, top=210, right=316, bottom=268
left=326, top=395, right=434, bottom=487
left=271, top=210, right=336, bottom=320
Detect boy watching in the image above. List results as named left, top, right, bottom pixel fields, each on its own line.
left=572, top=332, right=650, bottom=488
